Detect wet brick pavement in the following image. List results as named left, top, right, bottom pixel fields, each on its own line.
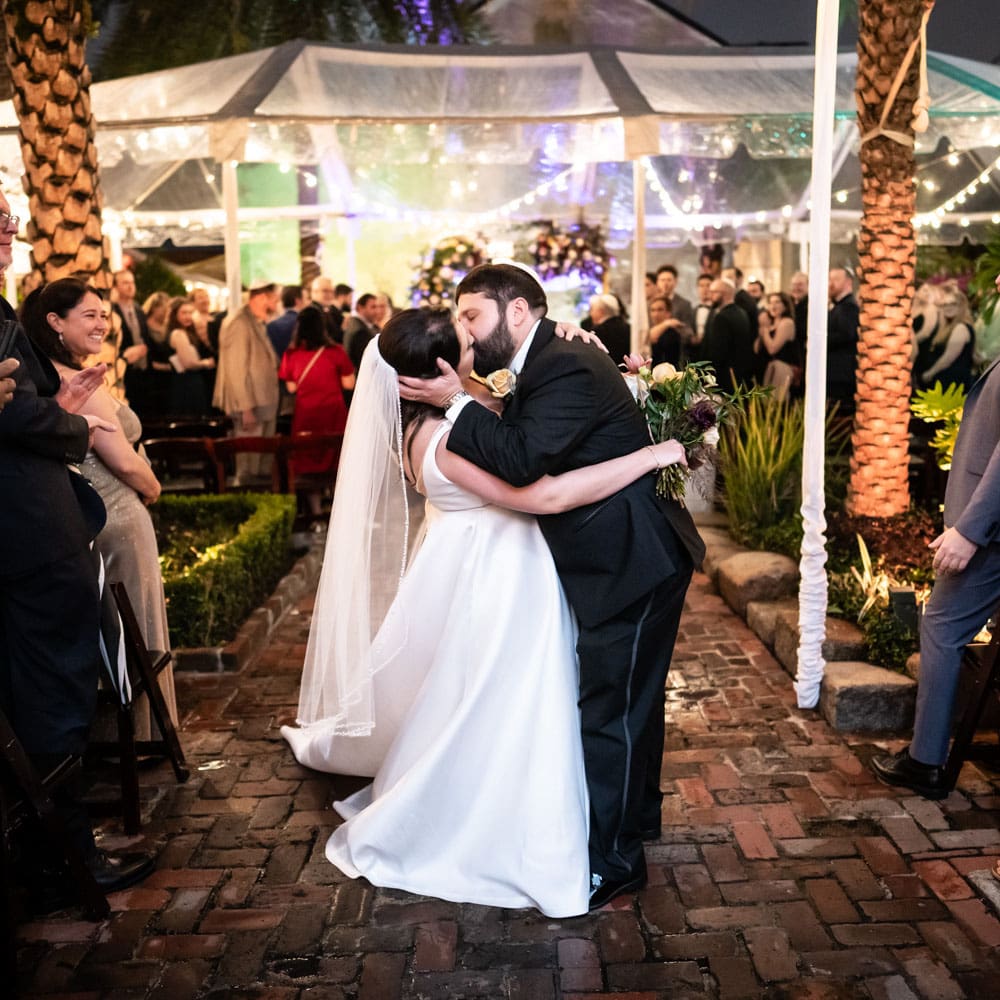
left=12, top=569, right=1000, bottom=999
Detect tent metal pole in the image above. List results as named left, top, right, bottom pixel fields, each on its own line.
left=630, top=158, right=647, bottom=355
left=222, top=159, right=242, bottom=313
left=795, top=0, right=840, bottom=709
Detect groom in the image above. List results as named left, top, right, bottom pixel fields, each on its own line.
left=400, top=263, right=705, bottom=908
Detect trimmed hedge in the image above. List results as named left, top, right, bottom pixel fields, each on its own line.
left=153, top=493, right=297, bottom=649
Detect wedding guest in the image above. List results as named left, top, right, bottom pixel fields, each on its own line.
left=587, top=292, right=630, bottom=364
left=747, top=279, right=766, bottom=308
left=110, top=269, right=149, bottom=412
left=267, top=284, right=304, bottom=361
left=827, top=267, right=860, bottom=415
left=167, top=297, right=216, bottom=418
left=213, top=280, right=281, bottom=482
left=648, top=295, right=681, bottom=368
left=915, top=281, right=975, bottom=391
left=789, top=270, right=809, bottom=344
left=911, top=281, right=943, bottom=389
left=702, top=278, right=755, bottom=393
left=722, top=267, right=760, bottom=339
left=756, top=291, right=800, bottom=400
left=278, top=307, right=355, bottom=518
left=310, top=276, right=344, bottom=343
left=872, top=272, right=1000, bottom=800
left=23, top=279, right=178, bottom=735
left=140, top=290, right=174, bottom=421
left=373, top=292, right=395, bottom=327
left=654, top=264, right=695, bottom=341
left=343, top=292, right=382, bottom=372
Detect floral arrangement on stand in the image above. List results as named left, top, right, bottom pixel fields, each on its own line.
left=623, top=357, right=768, bottom=502
left=409, top=234, right=487, bottom=307
left=529, top=221, right=612, bottom=302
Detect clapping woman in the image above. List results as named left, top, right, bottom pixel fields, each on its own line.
left=23, top=279, right=178, bottom=731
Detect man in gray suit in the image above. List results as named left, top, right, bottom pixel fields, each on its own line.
left=872, top=272, right=1000, bottom=799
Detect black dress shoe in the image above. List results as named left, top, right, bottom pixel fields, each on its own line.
left=588, top=866, right=647, bottom=911
left=871, top=747, right=948, bottom=800
left=86, top=849, right=156, bottom=893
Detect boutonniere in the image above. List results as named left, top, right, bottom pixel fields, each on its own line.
left=483, top=368, right=517, bottom=399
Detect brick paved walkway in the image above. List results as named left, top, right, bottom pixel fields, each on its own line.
left=14, top=569, right=1000, bottom=999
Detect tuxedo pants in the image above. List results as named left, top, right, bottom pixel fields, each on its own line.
left=578, top=558, right=692, bottom=881
left=911, top=541, right=1000, bottom=766
left=0, top=546, right=101, bottom=756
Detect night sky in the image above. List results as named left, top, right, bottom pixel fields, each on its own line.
left=670, top=1, right=999, bottom=65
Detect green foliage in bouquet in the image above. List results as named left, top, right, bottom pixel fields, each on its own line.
left=631, top=361, right=768, bottom=502
left=409, top=234, right=487, bottom=307
left=911, top=381, right=966, bottom=470
left=153, top=493, right=296, bottom=649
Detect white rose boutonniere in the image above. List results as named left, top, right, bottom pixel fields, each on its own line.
left=484, top=368, right=517, bottom=400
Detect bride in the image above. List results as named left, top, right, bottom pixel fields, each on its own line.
left=282, top=306, right=684, bottom=918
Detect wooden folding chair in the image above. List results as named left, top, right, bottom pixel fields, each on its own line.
left=212, top=435, right=284, bottom=493
left=943, top=612, right=1000, bottom=791
left=141, top=436, right=220, bottom=493
left=88, top=583, right=189, bottom=836
left=1, top=707, right=110, bottom=967
left=281, top=432, right=344, bottom=496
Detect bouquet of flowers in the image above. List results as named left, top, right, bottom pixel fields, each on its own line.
left=623, top=357, right=768, bottom=502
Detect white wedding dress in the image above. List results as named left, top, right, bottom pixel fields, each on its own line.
left=283, top=423, right=590, bottom=917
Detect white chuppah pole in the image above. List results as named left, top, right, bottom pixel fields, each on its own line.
left=795, top=0, right=840, bottom=708
left=630, top=158, right=647, bottom=355
left=222, top=159, right=242, bottom=315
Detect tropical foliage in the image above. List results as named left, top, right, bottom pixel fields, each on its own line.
left=910, top=380, right=966, bottom=470
left=87, top=0, right=487, bottom=79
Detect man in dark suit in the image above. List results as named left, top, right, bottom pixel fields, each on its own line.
left=702, top=278, right=756, bottom=393
left=873, top=271, right=1000, bottom=799
left=587, top=293, right=631, bottom=365
left=111, top=268, right=150, bottom=413
left=400, top=263, right=705, bottom=909
left=655, top=264, right=695, bottom=344
left=342, top=292, right=382, bottom=372
left=0, top=189, right=152, bottom=898
left=826, top=267, right=860, bottom=415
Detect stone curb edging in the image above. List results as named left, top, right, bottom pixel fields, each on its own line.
left=699, top=519, right=917, bottom=734
left=172, top=535, right=325, bottom=673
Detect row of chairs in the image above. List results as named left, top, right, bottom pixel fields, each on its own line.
left=143, top=431, right=344, bottom=495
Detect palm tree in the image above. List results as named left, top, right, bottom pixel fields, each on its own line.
left=847, top=0, right=935, bottom=517
left=2, top=0, right=111, bottom=290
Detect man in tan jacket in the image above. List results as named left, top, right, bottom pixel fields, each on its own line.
left=213, top=280, right=280, bottom=481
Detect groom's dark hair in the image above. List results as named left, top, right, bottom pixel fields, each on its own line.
left=456, top=263, right=547, bottom=316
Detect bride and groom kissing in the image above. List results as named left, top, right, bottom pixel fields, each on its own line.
left=283, top=262, right=706, bottom=917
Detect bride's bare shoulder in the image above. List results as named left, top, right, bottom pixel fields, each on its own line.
left=404, top=416, right=446, bottom=483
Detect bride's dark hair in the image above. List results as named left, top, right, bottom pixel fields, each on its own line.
left=377, top=306, right=462, bottom=472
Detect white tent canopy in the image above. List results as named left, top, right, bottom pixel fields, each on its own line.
left=1, top=40, right=997, bottom=235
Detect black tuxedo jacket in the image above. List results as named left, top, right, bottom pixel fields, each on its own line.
left=0, top=299, right=105, bottom=578
left=447, top=317, right=704, bottom=627
left=702, top=303, right=755, bottom=393
left=827, top=293, right=859, bottom=399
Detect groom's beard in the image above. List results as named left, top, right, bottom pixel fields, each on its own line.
left=472, top=313, right=516, bottom=375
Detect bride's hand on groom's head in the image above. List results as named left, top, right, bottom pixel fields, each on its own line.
left=398, top=358, right=463, bottom=409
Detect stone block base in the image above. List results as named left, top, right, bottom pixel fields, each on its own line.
left=819, top=661, right=917, bottom=732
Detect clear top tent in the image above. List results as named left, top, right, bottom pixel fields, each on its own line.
left=0, top=39, right=998, bottom=292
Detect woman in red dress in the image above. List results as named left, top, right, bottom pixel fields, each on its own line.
left=279, top=306, right=356, bottom=517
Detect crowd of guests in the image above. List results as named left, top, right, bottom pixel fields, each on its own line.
left=634, top=258, right=981, bottom=410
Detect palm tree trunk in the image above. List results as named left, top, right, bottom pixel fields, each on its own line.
left=847, top=0, right=934, bottom=517
left=2, top=0, right=110, bottom=292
